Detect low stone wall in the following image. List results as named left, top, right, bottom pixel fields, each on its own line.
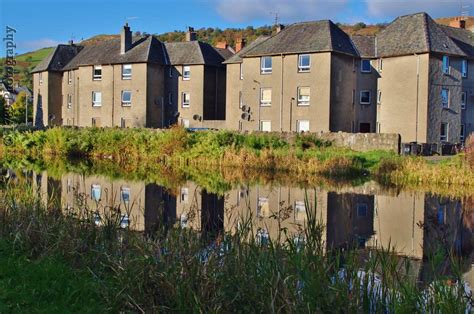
left=248, top=131, right=401, bottom=153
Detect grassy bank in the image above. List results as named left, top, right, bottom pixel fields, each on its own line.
left=0, top=180, right=471, bottom=312
left=1, top=127, right=473, bottom=187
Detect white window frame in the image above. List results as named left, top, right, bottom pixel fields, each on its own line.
left=260, top=120, right=271, bottom=132
left=441, top=88, right=449, bottom=108
left=182, top=92, right=190, bottom=108
left=297, top=86, right=310, bottom=106
left=297, top=120, right=310, bottom=133
left=92, top=91, right=102, bottom=107
left=460, top=124, right=465, bottom=142
left=122, top=64, right=132, bottom=80
left=440, top=122, right=448, bottom=142
left=462, top=59, right=468, bottom=78
left=461, top=92, right=466, bottom=110
left=294, top=200, right=306, bottom=221
left=180, top=187, right=189, bottom=203
left=361, top=59, right=371, bottom=73
left=181, top=119, right=189, bottom=128
left=91, top=184, right=101, bottom=201
left=93, top=65, right=102, bottom=80
left=260, top=88, right=271, bottom=107
left=257, top=197, right=269, bottom=217
left=378, top=58, right=383, bottom=72
left=67, top=94, right=72, bottom=109
left=121, top=90, right=132, bottom=106
left=377, top=90, right=381, bottom=104
left=442, top=56, right=450, bottom=75
left=182, top=65, right=190, bottom=80
left=298, top=54, right=311, bottom=72
left=260, top=56, right=272, bottom=74
left=67, top=71, right=72, bottom=84
left=360, top=90, right=371, bottom=105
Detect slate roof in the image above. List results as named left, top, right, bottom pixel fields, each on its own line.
left=164, top=41, right=227, bottom=66
left=223, top=37, right=270, bottom=64
left=215, top=47, right=235, bottom=60
left=242, top=20, right=359, bottom=57
left=376, top=12, right=466, bottom=58
left=62, top=36, right=167, bottom=70
left=32, top=44, right=83, bottom=73
left=351, top=35, right=376, bottom=58
left=438, top=24, right=474, bottom=58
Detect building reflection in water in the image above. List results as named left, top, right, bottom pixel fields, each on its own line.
left=32, top=170, right=473, bottom=286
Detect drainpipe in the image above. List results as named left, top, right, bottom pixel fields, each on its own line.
left=76, top=76, right=80, bottom=126
left=280, top=54, right=284, bottom=131
left=111, top=65, right=115, bottom=127
left=289, top=97, right=294, bottom=131
left=415, top=54, right=419, bottom=143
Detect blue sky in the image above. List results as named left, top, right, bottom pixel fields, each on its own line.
left=0, top=0, right=471, bottom=54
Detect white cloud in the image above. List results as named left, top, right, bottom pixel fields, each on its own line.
left=215, top=0, right=349, bottom=23
left=365, top=0, right=464, bottom=19
left=17, top=38, right=61, bottom=52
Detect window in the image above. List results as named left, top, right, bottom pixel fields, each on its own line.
left=122, top=64, right=132, bottom=79
left=260, top=88, right=271, bottom=106
left=121, top=187, right=130, bottom=205
left=360, top=123, right=371, bottom=133
left=297, top=87, right=310, bottom=106
left=183, top=65, right=190, bottom=80
left=180, top=213, right=188, bottom=228
left=440, top=122, right=448, bottom=142
left=461, top=92, right=466, bottom=109
left=377, top=90, right=382, bottom=104
left=261, top=56, right=272, bottom=74
left=120, top=214, right=130, bottom=228
left=294, top=201, right=306, bottom=221
left=182, top=92, right=190, bottom=108
left=239, top=91, right=243, bottom=108
left=260, top=120, right=271, bottom=132
left=462, top=59, right=468, bottom=78
left=461, top=124, right=465, bottom=142
left=169, top=67, right=173, bottom=78
left=91, top=184, right=101, bottom=201
left=121, top=90, right=132, bottom=106
left=67, top=71, right=72, bottom=84
left=168, top=92, right=172, bottom=105
left=93, top=65, right=102, bottom=80
left=298, top=54, right=311, bottom=72
left=361, top=59, right=371, bottom=73
left=357, top=203, right=368, bottom=217
left=67, top=94, right=72, bottom=109
left=180, top=187, right=188, bottom=203
left=181, top=119, right=189, bottom=128
left=360, top=90, right=371, bottom=105
left=39, top=72, right=43, bottom=85
left=120, top=118, right=127, bottom=128
left=442, top=56, right=450, bottom=75
left=240, top=63, right=243, bottom=80
left=92, top=91, right=102, bottom=107
left=441, top=88, right=449, bottom=108
left=257, top=197, right=269, bottom=218
left=297, top=120, right=310, bottom=132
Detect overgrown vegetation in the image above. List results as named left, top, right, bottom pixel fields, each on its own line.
left=0, top=179, right=471, bottom=312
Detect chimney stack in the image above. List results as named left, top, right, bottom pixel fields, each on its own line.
left=215, top=41, right=228, bottom=49
left=68, top=39, right=74, bottom=45
left=276, top=24, right=285, bottom=33
left=449, top=17, right=466, bottom=29
left=121, top=23, right=132, bottom=54
left=235, top=37, right=246, bottom=52
left=186, top=27, right=197, bottom=41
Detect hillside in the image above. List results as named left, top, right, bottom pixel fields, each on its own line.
left=1, top=16, right=471, bottom=91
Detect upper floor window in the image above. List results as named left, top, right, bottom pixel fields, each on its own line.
left=240, top=63, right=243, bottom=80
left=361, top=59, right=371, bottom=73
left=261, top=56, right=272, bottom=74
left=360, top=90, right=371, bottom=105
left=39, top=72, right=43, bottom=85
left=298, top=54, right=311, bottom=72
left=122, top=64, right=132, bottom=80
left=92, top=91, right=102, bottom=107
left=93, top=65, right=102, bottom=80
left=67, top=71, right=72, bottom=84
left=442, top=56, right=450, bottom=75
left=462, top=59, right=468, bottom=78
left=260, top=88, right=272, bottom=106
left=121, top=90, right=132, bottom=106
left=297, top=87, right=310, bottom=106
left=440, top=122, right=448, bottom=142
left=67, top=94, right=72, bottom=109
left=183, top=65, right=190, bottom=80
left=182, top=92, right=190, bottom=108
left=461, top=92, right=466, bottom=110
left=441, top=88, right=449, bottom=108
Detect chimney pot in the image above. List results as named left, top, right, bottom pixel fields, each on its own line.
left=186, top=27, right=197, bottom=41
left=68, top=39, right=74, bottom=45
left=235, top=37, right=246, bottom=52
left=449, top=17, right=466, bottom=29
left=215, top=41, right=228, bottom=49
left=121, top=23, right=132, bottom=54
left=276, top=24, right=285, bottom=33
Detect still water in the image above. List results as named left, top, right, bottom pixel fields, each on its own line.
left=6, top=167, right=474, bottom=287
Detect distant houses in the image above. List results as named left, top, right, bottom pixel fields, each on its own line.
left=32, top=12, right=474, bottom=146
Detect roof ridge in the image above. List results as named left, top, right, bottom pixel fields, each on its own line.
left=196, top=41, right=206, bottom=64
left=327, top=20, right=334, bottom=52
left=422, top=13, right=432, bottom=52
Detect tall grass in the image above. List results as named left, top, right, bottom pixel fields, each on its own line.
left=0, top=179, right=471, bottom=312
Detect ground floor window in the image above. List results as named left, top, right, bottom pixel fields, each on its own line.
left=92, top=117, right=101, bottom=127
left=260, top=120, right=271, bottom=132
left=359, top=122, right=371, bottom=133
left=297, top=120, right=310, bottom=132
left=181, top=119, right=189, bottom=128
left=440, top=122, right=448, bottom=142
left=257, top=197, right=269, bottom=218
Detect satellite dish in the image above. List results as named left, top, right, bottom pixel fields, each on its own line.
left=241, top=112, right=249, bottom=120
left=192, top=114, right=201, bottom=121
left=241, top=105, right=247, bottom=112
